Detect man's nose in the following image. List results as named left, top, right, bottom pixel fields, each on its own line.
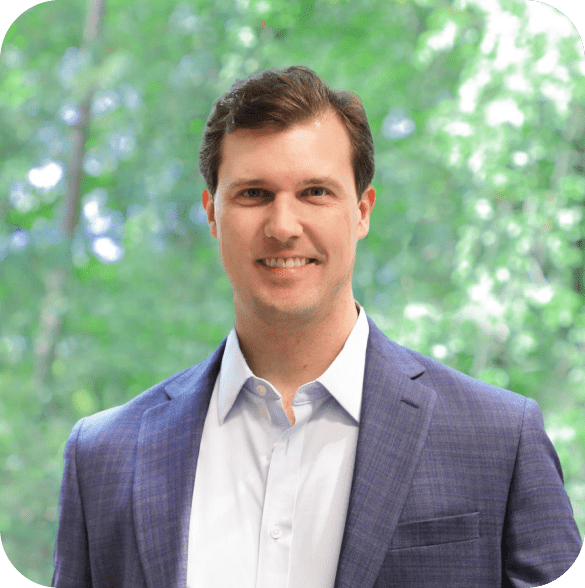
left=264, top=194, right=303, bottom=243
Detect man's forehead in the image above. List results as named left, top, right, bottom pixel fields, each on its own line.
left=225, top=108, right=341, bottom=139
left=219, top=112, right=349, bottom=160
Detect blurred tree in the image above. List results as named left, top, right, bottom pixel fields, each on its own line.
left=0, top=0, right=583, bottom=583
left=34, top=0, right=105, bottom=393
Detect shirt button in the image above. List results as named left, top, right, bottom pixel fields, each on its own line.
left=256, top=384, right=267, bottom=396
left=270, top=526, right=282, bottom=539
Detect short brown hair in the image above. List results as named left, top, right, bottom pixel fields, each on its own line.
left=198, top=66, right=374, bottom=199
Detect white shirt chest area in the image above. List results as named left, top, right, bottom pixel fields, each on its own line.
left=186, top=305, right=369, bottom=588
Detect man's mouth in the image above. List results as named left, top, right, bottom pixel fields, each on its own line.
left=258, top=257, right=317, bottom=268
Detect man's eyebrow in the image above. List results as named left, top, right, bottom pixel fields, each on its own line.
left=226, top=178, right=265, bottom=190
left=300, top=177, right=344, bottom=191
left=226, top=177, right=345, bottom=191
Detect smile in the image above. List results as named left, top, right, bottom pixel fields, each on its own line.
left=259, top=257, right=317, bottom=268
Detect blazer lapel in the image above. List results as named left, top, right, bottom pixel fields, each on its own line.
left=334, top=318, right=437, bottom=588
left=133, top=340, right=226, bottom=588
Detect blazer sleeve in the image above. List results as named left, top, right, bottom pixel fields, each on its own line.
left=52, top=418, right=93, bottom=588
left=502, top=398, right=582, bottom=587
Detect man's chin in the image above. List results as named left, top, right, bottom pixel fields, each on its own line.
left=241, top=293, right=320, bottom=327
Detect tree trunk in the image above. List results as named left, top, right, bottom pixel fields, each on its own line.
left=33, top=0, right=106, bottom=389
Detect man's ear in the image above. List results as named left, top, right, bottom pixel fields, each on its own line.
left=202, top=189, right=217, bottom=238
left=356, top=185, right=375, bottom=240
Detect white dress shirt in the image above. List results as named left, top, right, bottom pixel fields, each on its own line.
left=186, top=303, right=369, bottom=588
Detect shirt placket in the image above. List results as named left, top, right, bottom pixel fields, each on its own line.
left=255, top=390, right=309, bottom=588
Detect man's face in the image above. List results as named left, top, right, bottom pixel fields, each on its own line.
left=202, top=110, right=375, bottom=326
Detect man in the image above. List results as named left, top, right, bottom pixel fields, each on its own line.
left=52, top=66, right=581, bottom=587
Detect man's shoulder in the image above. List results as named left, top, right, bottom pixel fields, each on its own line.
left=411, top=346, right=526, bottom=409
left=374, top=334, right=536, bottom=447
left=72, top=339, right=227, bottom=446
left=368, top=318, right=529, bottom=417
left=67, top=366, right=193, bottom=453
left=82, top=365, right=195, bottom=424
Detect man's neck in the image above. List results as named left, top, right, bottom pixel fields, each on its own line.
left=234, top=299, right=360, bottom=403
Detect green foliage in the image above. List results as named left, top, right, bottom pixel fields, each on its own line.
left=1, top=0, right=584, bottom=583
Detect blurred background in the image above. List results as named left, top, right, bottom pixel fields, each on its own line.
left=0, top=0, right=584, bottom=583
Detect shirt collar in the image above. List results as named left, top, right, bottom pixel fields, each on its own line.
left=217, top=302, right=369, bottom=425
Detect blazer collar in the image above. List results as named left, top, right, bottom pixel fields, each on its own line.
left=334, top=316, right=437, bottom=588
left=133, top=340, right=226, bottom=588
left=132, top=314, right=436, bottom=588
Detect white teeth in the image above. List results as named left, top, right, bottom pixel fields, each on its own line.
left=262, top=257, right=312, bottom=268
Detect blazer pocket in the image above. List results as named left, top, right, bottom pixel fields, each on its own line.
left=390, top=511, right=480, bottom=550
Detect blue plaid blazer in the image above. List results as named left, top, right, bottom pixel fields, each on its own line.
left=52, top=316, right=582, bottom=587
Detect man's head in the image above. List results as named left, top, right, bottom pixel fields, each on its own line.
left=199, top=66, right=374, bottom=199
left=200, top=67, right=376, bottom=328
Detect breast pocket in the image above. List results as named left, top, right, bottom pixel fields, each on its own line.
left=389, top=511, right=480, bottom=550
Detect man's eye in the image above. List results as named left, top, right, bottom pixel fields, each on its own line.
left=305, top=187, right=328, bottom=196
left=241, top=188, right=267, bottom=198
